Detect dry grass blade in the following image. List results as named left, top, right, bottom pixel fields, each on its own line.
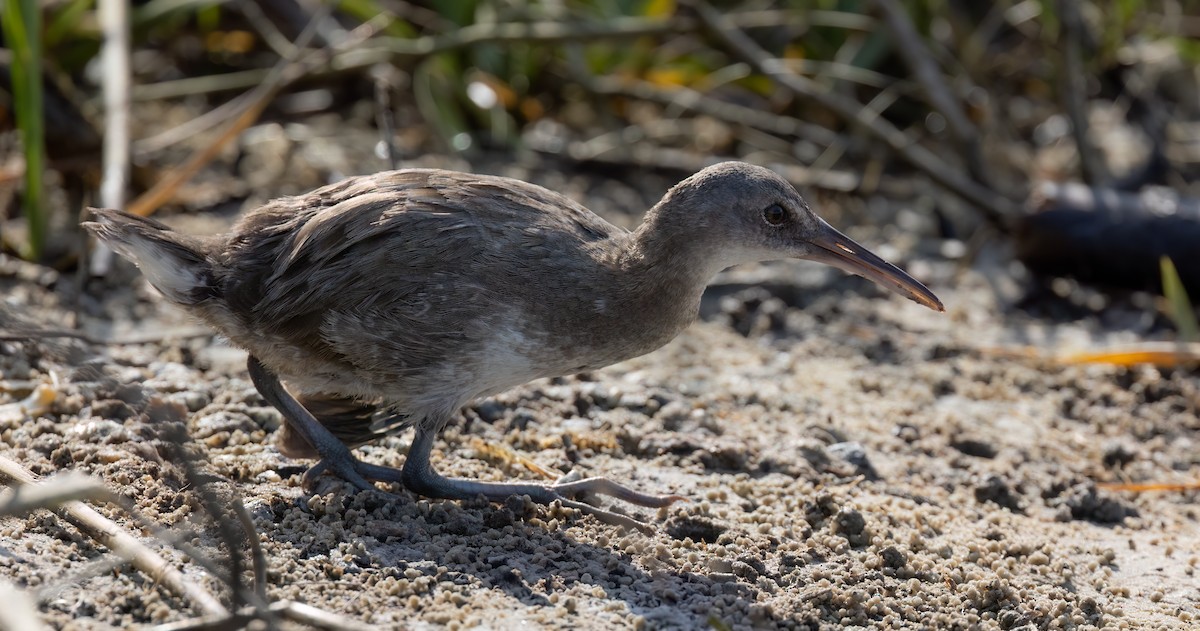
left=0, top=326, right=214, bottom=345
left=132, top=91, right=256, bottom=157
left=230, top=498, right=268, bottom=604
left=0, top=454, right=228, bottom=617
left=0, top=472, right=113, bottom=516
left=148, top=601, right=377, bottom=631
left=144, top=612, right=258, bottom=631
left=980, top=342, right=1200, bottom=368
left=234, top=0, right=300, bottom=58
left=275, top=601, right=377, bottom=631
left=872, top=0, right=985, bottom=181
left=1057, top=0, right=1107, bottom=186
left=1098, top=481, right=1200, bottom=493
left=873, top=0, right=977, bottom=145
left=582, top=75, right=840, bottom=146
left=373, top=65, right=401, bottom=170
left=1058, top=343, right=1200, bottom=368
left=383, top=11, right=804, bottom=58
left=157, top=422, right=266, bottom=612
left=124, top=84, right=287, bottom=218
left=1161, top=256, right=1199, bottom=342
left=0, top=582, right=46, bottom=631
left=130, top=10, right=807, bottom=102
left=124, top=6, right=385, bottom=217
left=470, top=437, right=560, bottom=480
left=0, top=396, right=326, bottom=628
left=90, top=0, right=132, bottom=275
left=693, top=0, right=1017, bottom=231
left=0, top=376, right=57, bottom=423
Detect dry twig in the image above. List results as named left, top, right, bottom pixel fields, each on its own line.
left=583, top=75, right=840, bottom=147
left=90, top=0, right=133, bottom=275
left=0, top=582, right=46, bottom=631
left=131, top=10, right=843, bottom=102
left=0, top=454, right=228, bottom=617
left=373, top=65, right=402, bottom=170
left=693, top=0, right=1017, bottom=230
left=148, top=600, right=376, bottom=631
left=124, top=5, right=376, bottom=217
left=0, top=326, right=214, bottom=345
left=872, top=0, right=985, bottom=180
left=159, top=423, right=268, bottom=613
left=0, top=472, right=112, bottom=516
left=1057, top=0, right=1107, bottom=187
left=230, top=498, right=268, bottom=604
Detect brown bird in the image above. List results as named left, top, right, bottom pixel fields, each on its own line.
left=86, top=162, right=942, bottom=528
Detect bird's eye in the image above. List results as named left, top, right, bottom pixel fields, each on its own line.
left=762, top=204, right=787, bottom=226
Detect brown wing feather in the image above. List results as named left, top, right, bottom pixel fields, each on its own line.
left=211, top=169, right=627, bottom=393
left=276, top=392, right=405, bottom=458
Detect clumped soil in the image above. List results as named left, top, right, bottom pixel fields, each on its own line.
left=1, top=160, right=1198, bottom=630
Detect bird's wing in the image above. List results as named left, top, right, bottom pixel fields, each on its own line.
left=214, top=169, right=624, bottom=383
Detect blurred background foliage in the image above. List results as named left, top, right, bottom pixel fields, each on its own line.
left=1, top=0, right=1199, bottom=317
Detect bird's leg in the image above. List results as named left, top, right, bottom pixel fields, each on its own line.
left=246, top=356, right=405, bottom=491
left=401, top=425, right=684, bottom=530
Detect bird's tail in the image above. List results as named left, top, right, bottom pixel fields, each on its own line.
left=83, top=208, right=218, bottom=306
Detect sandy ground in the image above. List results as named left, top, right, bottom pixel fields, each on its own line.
left=1, top=160, right=1198, bottom=630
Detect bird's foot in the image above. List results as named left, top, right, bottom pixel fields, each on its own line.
left=383, top=426, right=685, bottom=531
left=549, top=474, right=685, bottom=510
left=403, top=461, right=684, bottom=532
left=301, top=455, right=406, bottom=494
left=542, top=475, right=687, bottom=532
left=247, top=356, right=408, bottom=495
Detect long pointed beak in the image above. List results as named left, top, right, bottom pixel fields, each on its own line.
left=801, top=220, right=944, bottom=312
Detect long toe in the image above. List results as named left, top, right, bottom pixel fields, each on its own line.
left=402, top=427, right=681, bottom=530
left=355, top=461, right=407, bottom=484
left=547, top=476, right=686, bottom=531
left=302, top=455, right=400, bottom=493
left=551, top=476, right=686, bottom=508
left=552, top=496, right=659, bottom=533
left=405, top=470, right=682, bottom=530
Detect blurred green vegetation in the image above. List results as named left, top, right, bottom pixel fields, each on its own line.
left=2, top=0, right=46, bottom=260
left=2, top=0, right=1199, bottom=269
left=19, top=0, right=1200, bottom=138
left=1161, top=257, right=1199, bottom=343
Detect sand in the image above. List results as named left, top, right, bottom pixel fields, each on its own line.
left=1, top=163, right=1197, bottom=630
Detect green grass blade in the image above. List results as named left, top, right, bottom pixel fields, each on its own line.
left=1160, top=256, right=1199, bottom=343
left=1, top=0, right=47, bottom=260
left=45, top=0, right=95, bottom=46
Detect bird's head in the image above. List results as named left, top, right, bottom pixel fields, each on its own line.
left=650, top=161, right=943, bottom=312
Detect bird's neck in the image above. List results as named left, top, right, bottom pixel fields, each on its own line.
left=529, top=212, right=727, bottom=368
left=613, top=210, right=727, bottom=318
left=623, top=206, right=734, bottom=281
